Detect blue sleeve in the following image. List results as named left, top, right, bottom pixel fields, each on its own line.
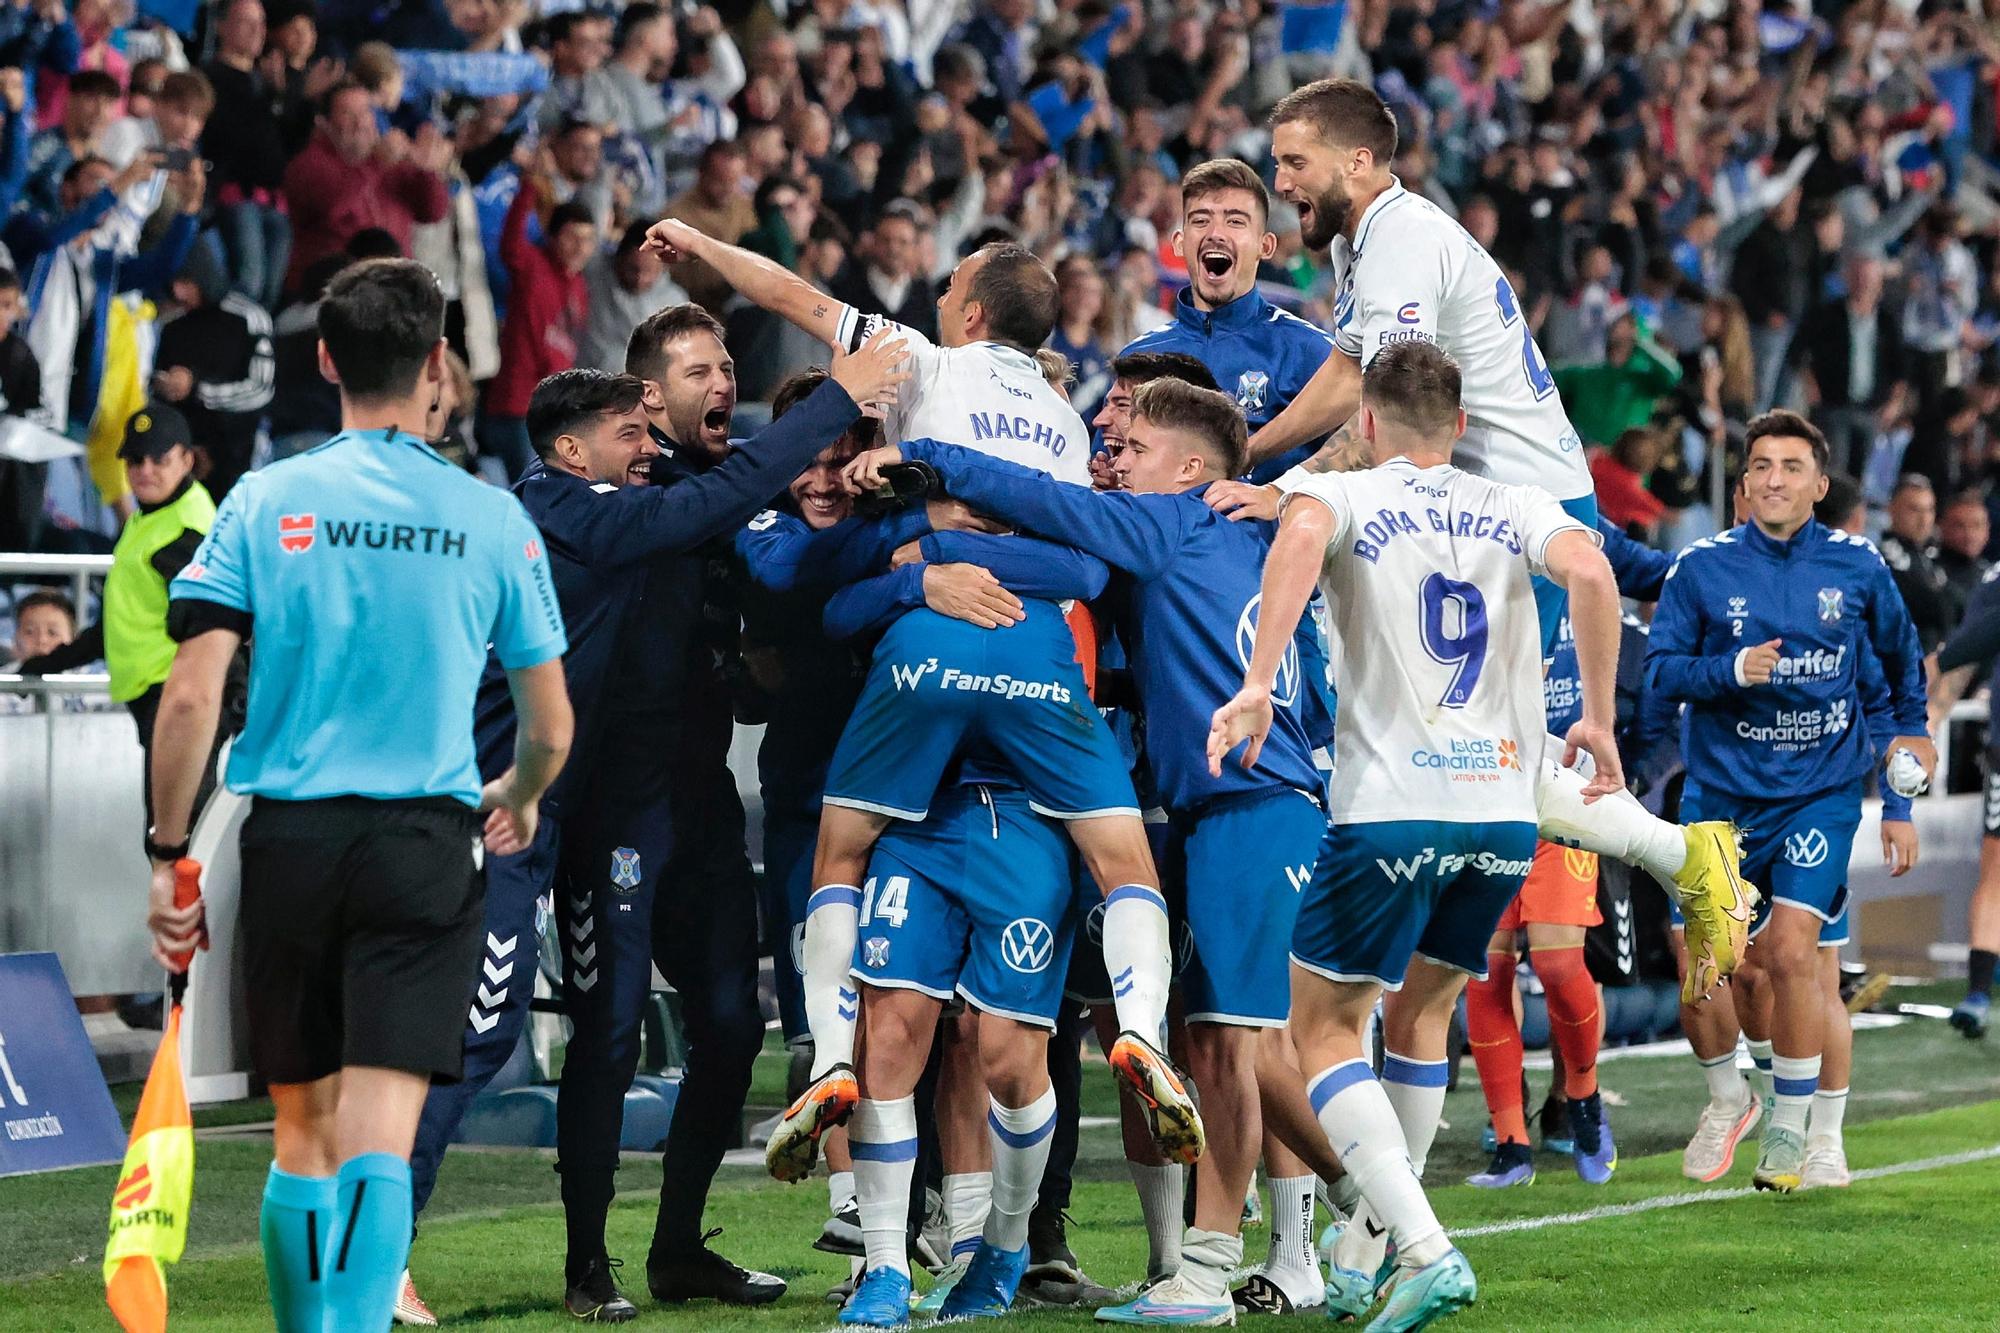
left=1939, top=572, right=2000, bottom=674
left=169, top=484, right=253, bottom=612
left=0, top=108, right=30, bottom=219
left=1642, top=556, right=1741, bottom=702
left=736, top=505, right=931, bottom=592
left=42, top=16, right=80, bottom=71
left=903, top=437, right=1189, bottom=579
left=919, top=532, right=1110, bottom=601
left=119, top=213, right=198, bottom=295
left=490, top=498, right=568, bottom=667
left=1599, top=519, right=1671, bottom=601
left=1863, top=552, right=1929, bottom=734
left=554, top=379, right=866, bottom=570
left=40, top=188, right=118, bottom=251
left=824, top=564, right=927, bottom=641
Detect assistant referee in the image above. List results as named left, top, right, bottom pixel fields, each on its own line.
left=142, top=259, right=575, bottom=1333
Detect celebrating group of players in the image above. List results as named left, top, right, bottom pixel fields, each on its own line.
left=143, top=73, right=1938, bottom=1333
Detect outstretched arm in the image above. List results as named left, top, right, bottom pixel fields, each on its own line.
left=644, top=216, right=849, bottom=349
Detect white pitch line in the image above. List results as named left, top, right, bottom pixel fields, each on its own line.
left=1453, top=1144, right=2000, bottom=1238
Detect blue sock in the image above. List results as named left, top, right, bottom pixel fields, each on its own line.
left=325, top=1153, right=414, bottom=1332
left=261, top=1165, right=335, bottom=1333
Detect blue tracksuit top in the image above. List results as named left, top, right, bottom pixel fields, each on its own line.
left=1120, top=285, right=1334, bottom=484
left=1643, top=517, right=1927, bottom=803
left=1544, top=518, right=1673, bottom=733
left=471, top=377, right=862, bottom=814
left=900, top=438, right=1331, bottom=814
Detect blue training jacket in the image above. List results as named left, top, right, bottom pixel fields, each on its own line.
left=1119, top=286, right=1334, bottom=483
left=1544, top=518, right=1673, bottom=734
left=900, top=438, right=1332, bottom=814
left=471, top=378, right=863, bottom=815
left=1643, top=518, right=1927, bottom=803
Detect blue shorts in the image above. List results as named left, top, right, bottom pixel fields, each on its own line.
left=1533, top=494, right=1600, bottom=654
left=1291, top=819, right=1539, bottom=989
left=1174, top=789, right=1325, bottom=1026
left=824, top=605, right=1139, bottom=822
left=1063, top=816, right=1170, bottom=1004
left=851, top=784, right=1078, bottom=1027
left=1681, top=780, right=1861, bottom=931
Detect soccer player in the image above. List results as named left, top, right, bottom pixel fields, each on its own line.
left=844, top=376, right=1341, bottom=1321
left=1119, top=159, right=1335, bottom=481
left=1645, top=410, right=1932, bottom=1192
left=143, top=258, right=575, bottom=1333
left=1927, top=569, right=2000, bottom=1038
left=642, top=216, right=1202, bottom=1185
left=1210, top=340, right=1624, bottom=1330
left=1205, top=76, right=1753, bottom=1003
left=1466, top=518, right=1674, bottom=1189
left=400, top=337, right=909, bottom=1322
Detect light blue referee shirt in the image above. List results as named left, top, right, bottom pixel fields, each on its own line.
left=169, top=428, right=568, bottom=806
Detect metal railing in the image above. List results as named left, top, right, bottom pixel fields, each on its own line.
left=0, top=553, right=112, bottom=621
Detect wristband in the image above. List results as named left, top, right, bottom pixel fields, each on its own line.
left=146, top=829, right=191, bottom=863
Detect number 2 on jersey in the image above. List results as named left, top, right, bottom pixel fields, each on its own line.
left=1493, top=277, right=1557, bottom=401
left=1418, top=573, right=1489, bottom=708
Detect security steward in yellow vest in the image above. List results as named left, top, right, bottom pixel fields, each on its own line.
left=21, top=403, right=237, bottom=833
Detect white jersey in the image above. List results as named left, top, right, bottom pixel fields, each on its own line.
left=836, top=308, right=1090, bottom=486
left=1330, top=180, right=1592, bottom=501
left=1275, top=459, right=1594, bottom=825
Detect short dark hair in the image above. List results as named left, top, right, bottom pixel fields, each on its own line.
left=615, top=1, right=666, bottom=50
left=67, top=70, right=121, bottom=101
left=61, top=155, right=110, bottom=186
left=555, top=115, right=602, bottom=140
left=755, top=172, right=806, bottom=215
left=345, top=226, right=403, bottom=260
left=1180, top=158, right=1269, bottom=224
left=1269, top=77, right=1398, bottom=163
left=1744, top=409, right=1829, bottom=471
left=321, top=78, right=372, bottom=117
left=158, top=69, right=215, bottom=115
left=527, top=369, right=648, bottom=458
left=1112, top=351, right=1220, bottom=393
left=1944, top=486, right=1987, bottom=516
left=967, top=243, right=1058, bottom=349
left=0, top=266, right=20, bottom=294
left=625, top=304, right=727, bottom=382
left=15, top=589, right=77, bottom=626
left=549, top=9, right=607, bottom=43
left=1815, top=470, right=1863, bottom=529
left=1131, top=378, right=1248, bottom=477
left=1362, top=340, right=1463, bottom=438
left=547, top=201, right=597, bottom=237
left=317, top=259, right=445, bottom=403
left=771, top=367, right=830, bottom=419
left=617, top=219, right=654, bottom=254
left=1890, top=472, right=1934, bottom=501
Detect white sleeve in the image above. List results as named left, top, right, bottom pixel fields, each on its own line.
left=1514, top=485, right=1598, bottom=577
left=1274, top=469, right=1354, bottom=549
left=1346, top=222, right=1450, bottom=368
left=834, top=309, right=934, bottom=424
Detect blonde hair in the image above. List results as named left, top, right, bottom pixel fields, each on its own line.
left=1034, top=347, right=1074, bottom=393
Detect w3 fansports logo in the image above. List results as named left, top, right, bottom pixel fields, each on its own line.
left=1000, top=918, right=1055, bottom=974
left=1235, top=594, right=1300, bottom=708
left=278, top=513, right=315, bottom=553
left=891, top=658, right=941, bottom=690
left=1784, top=828, right=1830, bottom=869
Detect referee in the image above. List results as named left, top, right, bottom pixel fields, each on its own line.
left=143, top=259, right=574, bottom=1333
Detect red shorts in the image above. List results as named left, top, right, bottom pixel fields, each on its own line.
left=1495, top=841, right=1602, bottom=931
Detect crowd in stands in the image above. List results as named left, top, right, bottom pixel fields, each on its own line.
left=10, top=0, right=2000, bottom=656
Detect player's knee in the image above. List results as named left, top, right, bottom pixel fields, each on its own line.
left=1185, top=1023, right=1256, bottom=1087
left=981, top=1034, right=1052, bottom=1108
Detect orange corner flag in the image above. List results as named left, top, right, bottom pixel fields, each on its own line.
left=104, top=1004, right=194, bottom=1332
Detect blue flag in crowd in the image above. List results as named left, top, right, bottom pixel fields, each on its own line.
left=1279, top=0, right=1347, bottom=54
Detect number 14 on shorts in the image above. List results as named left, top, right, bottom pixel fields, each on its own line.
left=860, top=875, right=911, bottom=929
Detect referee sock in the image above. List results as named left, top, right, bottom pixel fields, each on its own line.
left=1534, top=752, right=1686, bottom=884
left=1101, top=885, right=1172, bottom=1044
left=1770, top=1054, right=1819, bottom=1136
left=1534, top=947, right=1602, bottom=1099
left=260, top=1165, right=334, bottom=1333
left=985, top=1087, right=1057, bottom=1253
left=325, top=1153, right=412, bottom=1333
left=803, top=884, right=862, bottom=1078
left=1464, top=954, right=1530, bottom=1144
left=851, top=1097, right=919, bottom=1278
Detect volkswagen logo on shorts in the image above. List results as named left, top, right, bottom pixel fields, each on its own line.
left=1784, top=828, right=1829, bottom=869
left=1236, top=593, right=1300, bottom=709
left=1084, top=900, right=1107, bottom=945
left=1000, top=918, right=1055, bottom=974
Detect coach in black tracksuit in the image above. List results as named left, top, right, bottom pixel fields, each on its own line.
left=405, top=330, right=901, bottom=1318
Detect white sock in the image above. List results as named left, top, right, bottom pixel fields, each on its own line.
left=1770, top=1054, right=1819, bottom=1135
left=943, top=1172, right=992, bottom=1262
left=1380, top=1052, right=1449, bottom=1176
left=1746, top=1038, right=1774, bottom=1101
left=830, top=1169, right=857, bottom=1215
left=986, top=1088, right=1057, bottom=1252
left=1308, top=1060, right=1448, bottom=1272
left=1698, top=1052, right=1748, bottom=1106
left=1536, top=750, right=1687, bottom=885
left=1101, top=885, right=1173, bottom=1043
left=803, top=885, right=862, bottom=1077
left=850, top=1097, right=919, bottom=1277
left=1128, top=1161, right=1185, bottom=1275
left=1266, top=1175, right=1317, bottom=1275
left=1176, top=1228, right=1241, bottom=1302
left=1809, top=1086, right=1849, bottom=1146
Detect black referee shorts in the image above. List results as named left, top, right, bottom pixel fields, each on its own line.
left=239, top=795, right=485, bottom=1086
